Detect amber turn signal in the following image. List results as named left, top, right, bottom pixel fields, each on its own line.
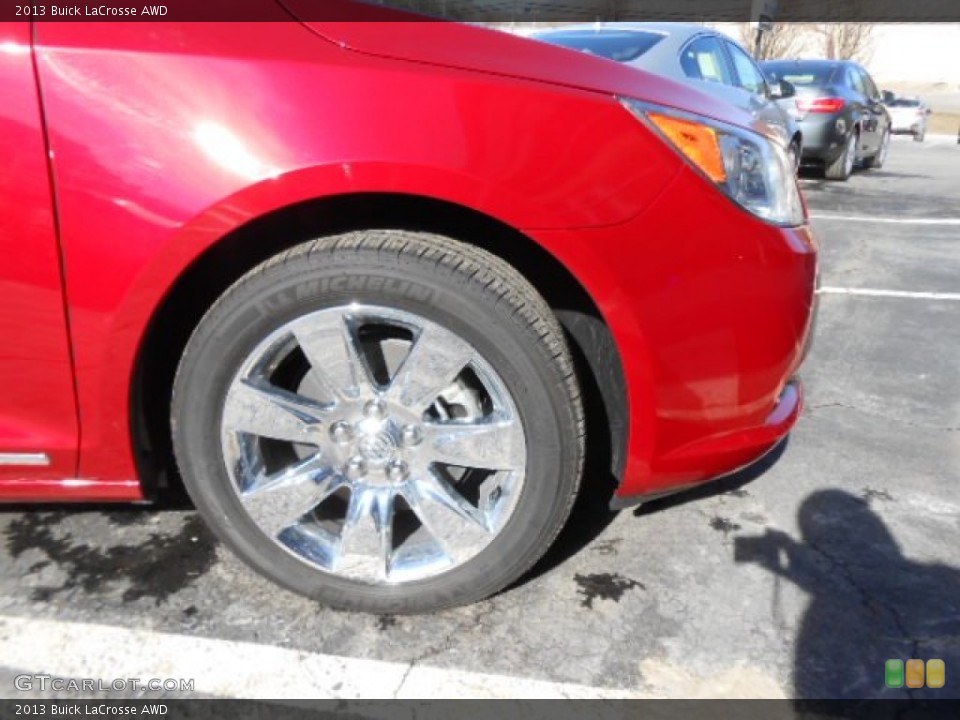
left=646, top=111, right=727, bottom=184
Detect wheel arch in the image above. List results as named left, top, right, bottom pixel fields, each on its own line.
left=849, top=112, right=863, bottom=139
left=131, top=192, right=629, bottom=503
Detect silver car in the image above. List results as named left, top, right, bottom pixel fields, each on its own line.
left=885, top=97, right=930, bottom=142
left=531, top=23, right=803, bottom=165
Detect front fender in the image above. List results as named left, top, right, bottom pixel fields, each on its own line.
left=33, top=18, right=686, bottom=488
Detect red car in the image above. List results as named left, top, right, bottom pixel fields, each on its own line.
left=0, top=7, right=816, bottom=612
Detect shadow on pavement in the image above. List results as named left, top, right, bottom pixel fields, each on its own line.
left=522, top=431, right=790, bottom=591
left=735, top=489, right=960, bottom=700
left=0, top=490, right=212, bottom=606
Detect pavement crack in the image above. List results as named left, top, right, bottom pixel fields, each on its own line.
left=393, top=601, right=496, bottom=698
left=804, top=538, right=919, bottom=653
left=394, top=660, right=417, bottom=699
left=393, top=639, right=452, bottom=698
left=808, top=402, right=960, bottom=432
left=861, top=487, right=895, bottom=504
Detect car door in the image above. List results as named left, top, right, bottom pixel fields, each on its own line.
left=847, top=66, right=880, bottom=153
left=857, top=65, right=889, bottom=147
left=0, top=22, right=79, bottom=487
left=723, top=39, right=792, bottom=143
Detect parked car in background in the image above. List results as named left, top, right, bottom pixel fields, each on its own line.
left=762, top=59, right=892, bottom=181
left=531, top=24, right=804, bottom=168
left=1, top=9, right=816, bottom=613
left=884, top=96, right=930, bottom=142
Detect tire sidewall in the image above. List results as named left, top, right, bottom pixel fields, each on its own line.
left=844, top=132, right=857, bottom=176
left=825, top=132, right=856, bottom=180
left=874, top=129, right=890, bottom=167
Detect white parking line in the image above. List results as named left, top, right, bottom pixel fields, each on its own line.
left=810, top=214, right=960, bottom=226
left=818, top=286, right=960, bottom=301
left=0, top=615, right=643, bottom=700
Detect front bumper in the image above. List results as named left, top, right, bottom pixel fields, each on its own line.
left=609, top=378, right=803, bottom=510
left=528, top=164, right=818, bottom=506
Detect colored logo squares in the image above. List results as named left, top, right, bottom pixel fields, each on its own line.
left=885, top=659, right=945, bottom=688
left=885, top=659, right=903, bottom=688
left=928, top=659, right=946, bottom=689
left=906, top=659, right=925, bottom=688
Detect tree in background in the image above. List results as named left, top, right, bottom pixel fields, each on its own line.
left=814, top=23, right=875, bottom=62
left=736, top=23, right=813, bottom=61
left=734, top=23, right=875, bottom=63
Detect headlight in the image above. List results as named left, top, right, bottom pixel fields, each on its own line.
left=620, top=98, right=805, bottom=227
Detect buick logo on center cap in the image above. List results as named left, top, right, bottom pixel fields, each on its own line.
left=359, top=431, right=398, bottom=464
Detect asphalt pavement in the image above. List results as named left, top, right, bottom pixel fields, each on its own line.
left=1, top=134, right=958, bottom=700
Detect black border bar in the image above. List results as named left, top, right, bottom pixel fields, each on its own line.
left=5, top=0, right=960, bottom=22
left=1, top=699, right=960, bottom=719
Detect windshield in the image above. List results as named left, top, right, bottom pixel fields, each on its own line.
left=887, top=99, right=921, bottom=107
left=532, top=29, right=664, bottom=63
left=763, top=63, right=838, bottom=86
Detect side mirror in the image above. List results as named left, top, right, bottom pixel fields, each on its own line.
left=770, top=80, right=796, bottom=100
left=925, top=108, right=933, bottom=116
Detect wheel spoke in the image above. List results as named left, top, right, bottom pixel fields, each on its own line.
left=240, top=455, right=344, bottom=537
left=292, top=310, right=373, bottom=404
left=404, top=470, right=491, bottom=563
left=224, top=379, right=331, bottom=442
left=336, top=489, right=394, bottom=580
left=423, top=417, right=525, bottom=471
left=384, top=324, right=474, bottom=411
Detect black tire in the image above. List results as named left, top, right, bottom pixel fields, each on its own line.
left=825, top=131, right=857, bottom=181
left=171, top=230, right=584, bottom=613
left=788, top=139, right=802, bottom=174
left=862, top=129, right=890, bottom=170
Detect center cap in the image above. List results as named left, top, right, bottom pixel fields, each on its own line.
left=358, top=430, right=398, bottom=465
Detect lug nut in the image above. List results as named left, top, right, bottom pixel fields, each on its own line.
left=386, top=460, right=409, bottom=483
left=363, top=399, right=387, bottom=420
left=400, top=424, right=423, bottom=447
left=329, top=421, right=353, bottom=444
left=345, top=456, right=367, bottom=480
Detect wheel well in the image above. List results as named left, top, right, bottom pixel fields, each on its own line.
left=132, top=193, right=627, bottom=502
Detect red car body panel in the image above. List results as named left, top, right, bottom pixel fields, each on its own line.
left=0, top=21, right=79, bottom=486
left=293, top=16, right=759, bottom=133
left=0, top=9, right=816, bottom=504
left=530, top=171, right=815, bottom=494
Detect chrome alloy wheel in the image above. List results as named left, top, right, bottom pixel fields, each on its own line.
left=219, top=304, right=527, bottom=585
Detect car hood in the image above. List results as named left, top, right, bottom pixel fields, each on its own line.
left=281, top=0, right=761, bottom=135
